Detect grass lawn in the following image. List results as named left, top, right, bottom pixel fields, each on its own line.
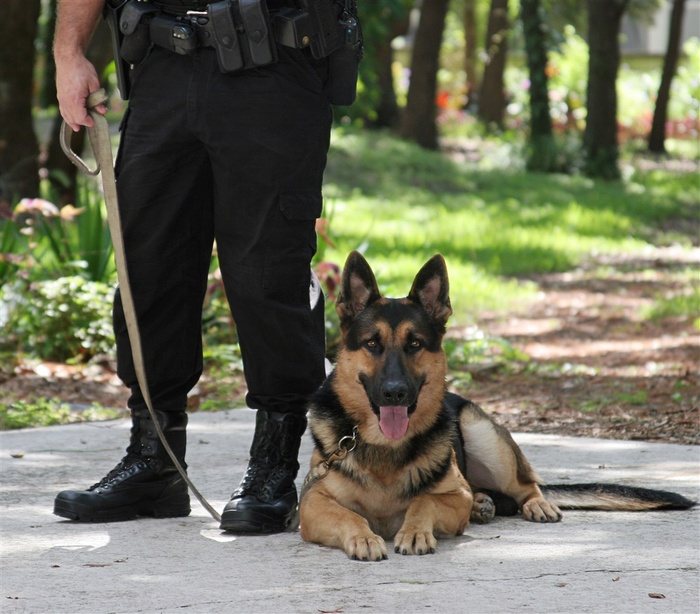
left=319, top=129, right=698, bottom=325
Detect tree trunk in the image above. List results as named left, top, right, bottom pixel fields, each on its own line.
left=649, top=0, right=686, bottom=154
left=0, top=0, right=42, bottom=203
left=39, top=0, right=58, bottom=109
left=521, top=0, right=557, bottom=172
left=399, top=0, right=450, bottom=149
left=477, top=0, right=510, bottom=129
left=373, top=38, right=400, bottom=128
left=371, top=14, right=410, bottom=129
left=583, top=0, right=628, bottom=179
left=464, top=0, right=479, bottom=108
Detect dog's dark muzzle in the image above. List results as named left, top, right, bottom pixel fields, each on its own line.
left=359, top=353, right=425, bottom=416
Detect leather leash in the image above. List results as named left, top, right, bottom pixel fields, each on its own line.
left=61, top=89, right=222, bottom=523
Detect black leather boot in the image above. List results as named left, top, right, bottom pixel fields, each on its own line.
left=220, top=410, right=307, bottom=533
left=53, top=409, right=190, bottom=522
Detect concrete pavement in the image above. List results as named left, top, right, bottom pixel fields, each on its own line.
left=1, top=408, right=698, bottom=613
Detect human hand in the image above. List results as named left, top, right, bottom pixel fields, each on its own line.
left=56, top=54, right=108, bottom=132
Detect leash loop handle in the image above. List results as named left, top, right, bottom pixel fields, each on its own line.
left=59, top=90, right=108, bottom=176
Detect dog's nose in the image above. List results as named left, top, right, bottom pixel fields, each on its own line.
left=381, top=381, right=409, bottom=405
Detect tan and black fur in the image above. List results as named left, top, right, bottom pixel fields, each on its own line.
left=299, top=252, right=695, bottom=561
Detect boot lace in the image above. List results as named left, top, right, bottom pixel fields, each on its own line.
left=88, top=455, right=148, bottom=491
left=235, top=426, right=300, bottom=500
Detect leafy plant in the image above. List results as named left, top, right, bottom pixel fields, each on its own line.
left=0, top=398, right=121, bottom=430
left=313, top=213, right=342, bottom=359
left=446, top=329, right=530, bottom=367
left=201, top=266, right=238, bottom=349
left=1, top=181, right=115, bottom=286
left=1, top=276, right=115, bottom=362
left=643, top=286, right=700, bottom=327
left=0, top=398, right=72, bottom=429
left=200, top=344, right=246, bottom=411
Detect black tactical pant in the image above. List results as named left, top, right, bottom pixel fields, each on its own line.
left=113, top=45, right=331, bottom=415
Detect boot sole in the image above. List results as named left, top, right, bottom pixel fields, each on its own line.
left=219, top=509, right=295, bottom=534
left=53, top=496, right=191, bottom=523
left=219, top=519, right=286, bottom=533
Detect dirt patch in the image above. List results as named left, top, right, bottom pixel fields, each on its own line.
left=1, top=359, right=130, bottom=413
left=455, top=246, right=699, bottom=445
left=2, top=248, right=698, bottom=444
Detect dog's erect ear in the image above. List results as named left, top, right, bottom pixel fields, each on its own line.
left=336, top=251, right=382, bottom=324
left=407, top=254, right=453, bottom=326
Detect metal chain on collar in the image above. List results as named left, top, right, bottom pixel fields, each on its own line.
left=300, top=425, right=358, bottom=498
left=315, top=425, right=358, bottom=479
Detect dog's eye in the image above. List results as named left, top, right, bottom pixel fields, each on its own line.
left=365, top=339, right=381, bottom=352
left=407, top=339, right=423, bottom=351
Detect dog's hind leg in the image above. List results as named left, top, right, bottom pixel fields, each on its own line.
left=452, top=395, right=562, bottom=522
left=470, top=492, right=496, bottom=523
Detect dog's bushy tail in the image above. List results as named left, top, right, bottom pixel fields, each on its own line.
left=541, top=483, right=696, bottom=511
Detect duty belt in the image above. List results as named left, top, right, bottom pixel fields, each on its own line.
left=118, top=0, right=321, bottom=72
left=153, top=0, right=293, bottom=13
left=109, top=0, right=361, bottom=103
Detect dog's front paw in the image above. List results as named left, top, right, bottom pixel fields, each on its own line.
left=393, top=529, right=437, bottom=556
left=522, top=497, right=563, bottom=523
left=345, top=534, right=388, bottom=561
left=470, top=492, right=496, bottom=524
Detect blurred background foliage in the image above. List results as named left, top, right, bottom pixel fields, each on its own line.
left=0, top=0, right=697, bottom=421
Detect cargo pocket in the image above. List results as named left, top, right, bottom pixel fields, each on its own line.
left=279, top=188, right=323, bottom=221
left=262, top=188, right=323, bottom=300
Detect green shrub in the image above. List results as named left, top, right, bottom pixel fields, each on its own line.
left=2, top=276, right=115, bottom=362
left=0, top=398, right=123, bottom=430
left=0, top=398, right=72, bottom=430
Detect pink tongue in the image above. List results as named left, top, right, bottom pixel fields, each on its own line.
left=379, top=406, right=409, bottom=440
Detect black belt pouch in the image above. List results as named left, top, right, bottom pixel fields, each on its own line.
left=208, top=0, right=245, bottom=72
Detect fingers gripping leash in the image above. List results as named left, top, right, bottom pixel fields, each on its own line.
left=60, top=89, right=222, bottom=523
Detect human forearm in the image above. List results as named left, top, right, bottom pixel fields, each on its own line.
left=54, top=0, right=105, bottom=59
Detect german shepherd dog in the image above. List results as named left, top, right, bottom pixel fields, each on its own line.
left=298, top=252, right=695, bottom=561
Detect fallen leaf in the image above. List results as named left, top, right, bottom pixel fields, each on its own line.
left=648, top=593, right=666, bottom=599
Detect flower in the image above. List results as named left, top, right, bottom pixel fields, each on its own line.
left=14, top=198, right=59, bottom=217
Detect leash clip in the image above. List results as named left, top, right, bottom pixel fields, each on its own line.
left=317, top=425, right=358, bottom=479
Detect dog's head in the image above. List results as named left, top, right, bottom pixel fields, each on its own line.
left=332, top=251, right=453, bottom=445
